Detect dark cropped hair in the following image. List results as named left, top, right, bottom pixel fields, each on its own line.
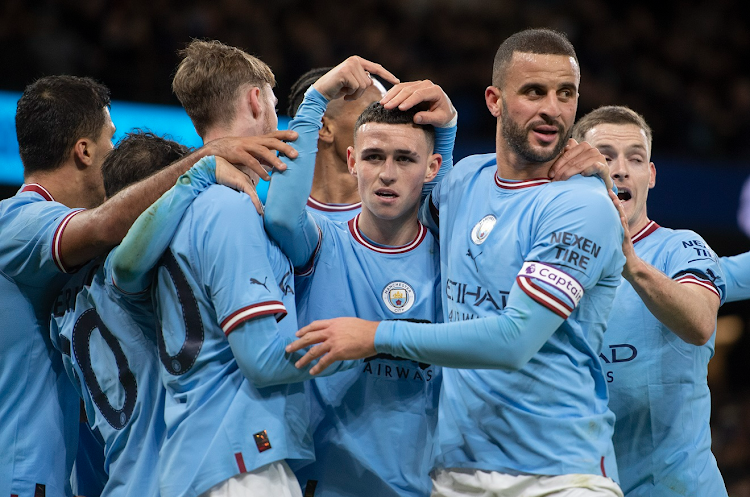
left=101, top=130, right=190, bottom=197
left=572, top=105, right=653, bottom=151
left=492, top=28, right=577, bottom=88
left=16, top=75, right=111, bottom=175
left=287, top=67, right=331, bottom=117
left=354, top=102, right=435, bottom=152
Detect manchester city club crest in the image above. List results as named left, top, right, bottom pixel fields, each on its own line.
left=471, top=214, right=497, bottom=245
left=382, top=281, right=416, bottom=314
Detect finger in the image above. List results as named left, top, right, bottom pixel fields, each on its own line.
left=286, top=329, right=326, bottom=354
left=265, top=130, right=299, bottom=142
left=258, top=137, right=298, bottom=159
left=309, top=352, right=338, bottom=375
left=294, top=342, right=329, bottom=369
left=295, top=319, right=330, bottom=339
left=359, top=59, right=399, bottom=85
left=381, top=83, right=419, bottom=109
left=248, top=188, right=263, bottom=215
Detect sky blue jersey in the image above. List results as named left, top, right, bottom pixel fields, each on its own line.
left=374, top=154, right=625, bottom=479
left=720, top=251, right=750, bottom=302
left=0, top=184, right=83, bottom=497
left=49, top=252, right=167, bottom=497
left=294, top=214, right=441, bottom=497
left=602, top=221, right=727, bottom=496
left=154, top=186, right=317, bottom=497
left=265, top=87, right=454, bottom=496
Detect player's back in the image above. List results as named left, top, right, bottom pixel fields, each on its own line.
left=50, top=254, right=166, bottom=497
left=431, top=154, right=624, bottom=478
left=0, top=187, right=81, bottom=497
left=294, top=212, right=441, bottom=497
left=155, top=185, right=312, bottom=497
left=603, top=224, right=727, bottom=496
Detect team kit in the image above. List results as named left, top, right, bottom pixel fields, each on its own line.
left=1, top=28, right=742, bottom=497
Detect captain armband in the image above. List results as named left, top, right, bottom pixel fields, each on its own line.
left=515, top=261, right=584, bottom=319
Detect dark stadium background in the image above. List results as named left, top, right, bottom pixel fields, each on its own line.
left=1, top=0, right=748, bottom=490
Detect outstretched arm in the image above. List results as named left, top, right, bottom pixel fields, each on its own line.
left=287, top=283, right=564, bottom=375
left=58, top=132, right=298, bottom=270
left=721, top=252, right=750, bottom=303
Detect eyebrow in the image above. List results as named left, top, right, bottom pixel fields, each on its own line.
left=360, top=147, right=419, bottom=156
left=596, top=143, right=648, bottom=155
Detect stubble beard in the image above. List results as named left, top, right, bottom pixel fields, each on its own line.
left=501, top=106, right=570, bottom=163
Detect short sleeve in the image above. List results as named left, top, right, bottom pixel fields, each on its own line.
left=517, top=183, right=625, bottom=319
left=0, top=198, right=83, bottom=285
left=663, top=231, right=725, bottom=303
left=192, top=189, right=288, bottom=335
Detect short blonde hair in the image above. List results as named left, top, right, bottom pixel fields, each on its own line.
left=172, top=39, right=275, bottom=137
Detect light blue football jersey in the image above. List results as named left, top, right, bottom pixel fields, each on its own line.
left=0, top=184, right=82, bottom=497
left=416, top=154, right=625, bottom=478
left=720, top=251, right=750, bottom=302
left=294, top=213, right=441, bottom=497
left=49, top=252, right=166, bottom=497
left=154, top=185, right=313, bottom=497
left=305, top=196, right=361, bottom=223
left=602, top=221, right=727, bottom=496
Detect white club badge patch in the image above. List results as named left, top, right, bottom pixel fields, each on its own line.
left=471, top=215, right=497, bottom=245
left=382, top=281, right=415, bottom=314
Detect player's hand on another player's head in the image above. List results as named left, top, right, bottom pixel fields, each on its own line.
left=214, top=155, right=264, bottom=215
left=314, top=56, right=399, bottom=102
left=202, top=131, right=299, bottom=182
left=381, top=80, right=457, bottom=127
left=286, top=317, right=379, bottom=375
left=549, top=139, right=614, bottom=192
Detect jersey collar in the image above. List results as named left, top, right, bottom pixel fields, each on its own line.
left=307, top=196, right=362, bottom=212
left=21, top=183, right=54, bottom=201
left=494, top=174, right=551, bottom=190
left=348, top=213, right=427, bottom=254
left=631, top=220, right=660, bottom=244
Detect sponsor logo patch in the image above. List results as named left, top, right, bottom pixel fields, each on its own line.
left=382, top=281, right=415, bottom=313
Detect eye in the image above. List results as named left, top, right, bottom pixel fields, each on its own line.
left=396, top=155, right=416, bottom=163
left=363, top=153, right=382, bottom=162
left=526, top=87, right=543, bottom=97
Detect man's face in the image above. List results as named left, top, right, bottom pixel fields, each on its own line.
left=583, top=122, right=655, bottom=230
left=497, top=52, right=580, bottom=163
left=260, top=83, right=278, bottom=134
left=328, top=85, right=385, bottom=162
left=86, top=107, right=116, bottom=207
left=348, top=122, right=439, bottom=223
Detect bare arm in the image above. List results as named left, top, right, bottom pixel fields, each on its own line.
left=59, top=132, right=298, bottom=269
left=610, top=190, right=720, bottom=345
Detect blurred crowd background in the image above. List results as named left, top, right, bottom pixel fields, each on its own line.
left=1, top=0, right=749, bottom=491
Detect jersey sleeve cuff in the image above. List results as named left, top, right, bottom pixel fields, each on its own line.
left=373, top=320, right=397, bottom=355
left=221, top=301, right=287, bottom=335
left=52, top=209, right=85, bottom=273
left=674, top=272, right=721, bottom=299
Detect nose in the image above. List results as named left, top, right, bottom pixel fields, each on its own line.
left=539, top=91, right=563, bottom=119
left=609, top=156, right=628, bottom=181
left=379, top=157, right=397, bottom=184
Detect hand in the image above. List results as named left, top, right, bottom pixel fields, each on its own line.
left=608, top=189, right=638, bottom=280
left=549, top=139, right=613, bottom=191
left=313, top=56, right=399, bottom=102
left=285, top=317, right=379, bottom=375
left=380, top=80, right=457, bottom=127
left=202, top=131, right=300, bottom=182
left=215, top=156, right=264, bottom=214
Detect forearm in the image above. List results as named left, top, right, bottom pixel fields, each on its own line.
left=625, top=256, right=719, bottom=345
left=60, top=146, right=216, bottom=268
left=375, top=287, right=563, bottom=370
left=264, top=87, right=327, bottom=267
left=229, top=315, right=357, bottom=387
left=110, top=157, right=217, bottom=293
left=422, top=120, right=456, bottom=200
left=721, top=253, right=750, bottom=303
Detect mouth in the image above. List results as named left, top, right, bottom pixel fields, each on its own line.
left=375, top=189, right=398, bottom=199
left=531, top=124, right=561, bottom=144
left=617, top=187, right=632, bottom=202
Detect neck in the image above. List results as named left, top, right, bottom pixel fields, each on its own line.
left=629, top=212, right=651, bottom=237
left=25, top=165, right=94, bottom=208
left=310, top=145, right=360, bottom=204
left=494, top=127, right=556, bottom=180
left=203, top=119, right=263, bottom=144
left=357, top=207, right=420, bottom=247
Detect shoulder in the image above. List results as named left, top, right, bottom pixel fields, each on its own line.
left=540, top=176, right=617, bottom=219
left=445, top=153, right=496, bottom=185
left=192, top=185, right=264, bottom=231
